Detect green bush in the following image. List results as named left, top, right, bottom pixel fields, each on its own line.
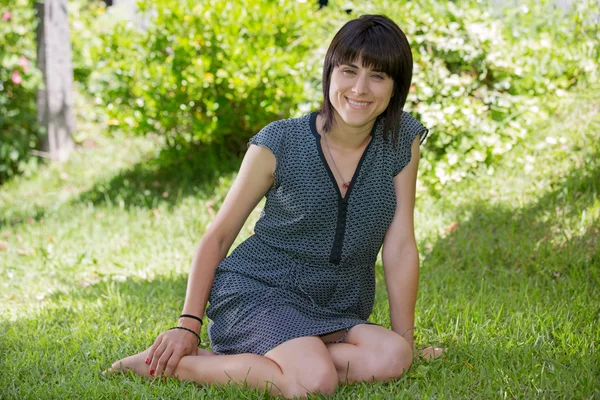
left=75, top=0, right=598, bottom=190
left=0, top=0, right=43, bottom=183
left=342, top=0, right=598, bottom=189
left=83, top=0, right=326, bottom=150
left=69, top=0, right=106, bottom=88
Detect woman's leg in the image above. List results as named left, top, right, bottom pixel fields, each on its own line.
left=108, top=336, right=338, bottom=398
left=325, top=324, right=413, bottom=384
left=264, top=336, right=338, bottom=398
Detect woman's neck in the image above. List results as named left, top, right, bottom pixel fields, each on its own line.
left=316, top=113, right=373, bottom=150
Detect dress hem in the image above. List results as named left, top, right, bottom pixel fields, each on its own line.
left=209, top=320, right=379, bottom=356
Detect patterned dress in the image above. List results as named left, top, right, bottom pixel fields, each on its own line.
left=206, top=111, right=427, bottom=355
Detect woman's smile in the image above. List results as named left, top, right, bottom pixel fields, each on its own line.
left=329, top=61, right=394, bottom=130
left=345, top=97, right=372, bottom=108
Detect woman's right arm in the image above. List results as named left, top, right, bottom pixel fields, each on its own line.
left=147, top=143, right=277, bottom=377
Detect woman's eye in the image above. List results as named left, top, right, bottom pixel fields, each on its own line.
left=372, top=74, right=385, bottom=80
left=342, top=69, right=356, bottom=75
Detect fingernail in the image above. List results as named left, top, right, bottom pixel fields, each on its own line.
left=149, top=369, right=154, bottom=375
left=144, top=358, right=149, bottom=364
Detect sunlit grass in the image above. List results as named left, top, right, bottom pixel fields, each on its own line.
left=1, top=87, right=598, bottom=398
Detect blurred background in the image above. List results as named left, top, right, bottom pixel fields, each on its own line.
left=1, top=0, right=598, bottom=189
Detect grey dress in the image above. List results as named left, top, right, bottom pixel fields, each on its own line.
left=206, top=111, right=427, bottom=355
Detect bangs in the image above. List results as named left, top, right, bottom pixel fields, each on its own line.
left=330, top=24, right=401, bottom=77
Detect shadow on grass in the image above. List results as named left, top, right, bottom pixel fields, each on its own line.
left=74, top=141, right=244, bottom=210
left=424, top=147, right=600, bottom=286
left=0, top=141, right=244, bottom=229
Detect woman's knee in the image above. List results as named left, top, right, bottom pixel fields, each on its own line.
left=369, top=334, right=413, bottom=381
left=283, top=359, right=338, bottom=398
left=266, top=336, right=338, bottom=398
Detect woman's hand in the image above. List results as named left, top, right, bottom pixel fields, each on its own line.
left=417, top=346, right=445, bottom=360
left=146, top=328, right=199, bottom=377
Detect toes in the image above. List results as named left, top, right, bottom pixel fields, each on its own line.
left=102, top=360, right=127, bottom=377
left=101, top=365, right=119, bottom=377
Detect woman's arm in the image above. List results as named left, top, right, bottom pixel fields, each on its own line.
left=147, top=143, right=277, bottom=377
left=179, top=142, right=278, bottom=328
left=382, top=137, right=420, bottom=348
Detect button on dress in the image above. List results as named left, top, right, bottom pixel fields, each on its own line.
left=206, top=111, right=428, bottom=355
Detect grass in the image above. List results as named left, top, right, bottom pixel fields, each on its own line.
left=1, top=87, right=599, bottom=399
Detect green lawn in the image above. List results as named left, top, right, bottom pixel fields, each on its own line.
left=1, top=88, right=598, bottom=399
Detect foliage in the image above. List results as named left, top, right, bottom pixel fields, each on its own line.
left=335, top=0, right=599, bottom=189
left=73, top=0, right=599, bottom=191
left=80, top=0, right=326, bottom=150
left=69, top=0, right=107, bottom=87
left=0, top=0, right=43, bottom=183
left=3, top=0, right=599, bottom=187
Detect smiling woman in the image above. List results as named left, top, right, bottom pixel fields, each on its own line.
left=106, top=14, right=439, bottom=398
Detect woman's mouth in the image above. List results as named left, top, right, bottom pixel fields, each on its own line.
left=345, top=97, right=371, bottom=108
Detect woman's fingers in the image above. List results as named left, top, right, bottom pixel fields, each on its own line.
left=160, top=332, right=198, bottom=377
left=418, top=346, right=445, bottom=360
left=148, top=339, right=169, bottom=376
left=162, top=348, right=184, bottom=377
left=154, top=346, right=174, bottom=377
left=147, top=334, right=163, bottom=365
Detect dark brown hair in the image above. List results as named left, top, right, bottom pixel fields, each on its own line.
left=320, top=14, right=413, bottom=144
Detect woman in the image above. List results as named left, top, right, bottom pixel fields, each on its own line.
left=108, top=14, right=441, bottom=398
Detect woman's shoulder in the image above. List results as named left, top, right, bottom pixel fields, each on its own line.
left=398, top=111, right=428, bottom=144
left=377, top=112, right=428, bottom=148
left=258, top=113, right=311, bottom=135
left=249, top=113, right=313, bottom=153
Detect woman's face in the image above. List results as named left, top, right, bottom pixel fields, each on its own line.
left=328, top=59, right=395, bottom=131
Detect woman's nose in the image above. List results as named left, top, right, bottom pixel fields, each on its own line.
left=352, top=74, right=368, bottom=95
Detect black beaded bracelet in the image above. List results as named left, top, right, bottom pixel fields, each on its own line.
left=169, top=326, right=201, bottom=346
left=179, top=314, right=203, bottom=326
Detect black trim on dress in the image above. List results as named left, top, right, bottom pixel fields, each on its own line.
left=309, top=112, right=376, bottom=265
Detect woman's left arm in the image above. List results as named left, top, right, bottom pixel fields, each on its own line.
left=382, top=136, right=421, bottom=348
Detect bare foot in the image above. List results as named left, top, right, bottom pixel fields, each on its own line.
left=103, top=349, right=152, bottom=378
left=103, top=348, right=217, bottom=377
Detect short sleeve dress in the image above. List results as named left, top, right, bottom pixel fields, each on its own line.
left=205, top=111, right=428, bottom=356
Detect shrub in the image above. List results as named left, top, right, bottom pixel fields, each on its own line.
left=0, top=0, right=43, bottom=183
left=343, top=0, right=598, bottom=189
left=83, top=0, right=327, bottom=150
left=75, top=0, right=598, bottom=190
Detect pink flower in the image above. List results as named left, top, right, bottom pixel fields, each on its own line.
left=12, top=70, right=22, bottom=85
left=2, top=11, right=11, bottom=21
left=18, top=56, right=29, bottom=72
